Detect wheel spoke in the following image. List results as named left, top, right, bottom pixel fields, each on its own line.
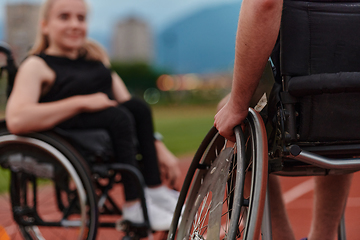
left=173, top=120, right=267, bottom=240
left=192, top=196, right=211, bottom=237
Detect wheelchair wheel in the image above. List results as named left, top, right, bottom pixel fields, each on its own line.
left=168, top=109, right=268, bottom=240
left=0, top=130, right=98, bottom=240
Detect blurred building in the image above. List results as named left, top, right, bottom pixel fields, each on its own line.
left=6, top=3, right=40, bottom=64
left=111, top=17, right=153, bottom=63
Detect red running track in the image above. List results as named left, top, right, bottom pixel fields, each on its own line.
left=175, top=157, right=360, bottom=240
left=0, top=156, right=359, bottom=239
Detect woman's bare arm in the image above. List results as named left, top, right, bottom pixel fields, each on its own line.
left=111, top=72, right=131, bottom=104
left=6, top=56, right=117, bottom=134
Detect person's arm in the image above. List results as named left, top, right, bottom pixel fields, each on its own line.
left=111, top=72, right=132, bottom=104
left=91, top=40, right=132, bottom=104
left=217, top=93, right=230, bottom=112
left=154, top=140, right=181, bottom=188
left=214, top=0, right=283, bottom=142
left=6, top=56, right=117, bottom=134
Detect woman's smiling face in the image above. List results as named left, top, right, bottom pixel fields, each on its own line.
left=42, top=0, right=87, bottom=56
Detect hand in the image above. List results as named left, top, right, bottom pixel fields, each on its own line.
left=214, top=100, right=248, bottom=142
left=81, top=92, right=118, bottom=112
left=155, top=140, right=181, bottom=188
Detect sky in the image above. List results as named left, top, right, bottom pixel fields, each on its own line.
left=0, top=0, right=240, bottom=36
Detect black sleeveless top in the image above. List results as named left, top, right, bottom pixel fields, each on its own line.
left=38, top=53, right=113, bottom=103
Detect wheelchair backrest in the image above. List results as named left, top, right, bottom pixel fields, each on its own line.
left=280, top=0, right=360, bottom=76
left=277, top=0, right=360, bottom=143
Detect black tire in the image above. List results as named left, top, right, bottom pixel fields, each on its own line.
left=0, top=130, right=98, bottom=240
left=168, top=109, right=268, bottom=240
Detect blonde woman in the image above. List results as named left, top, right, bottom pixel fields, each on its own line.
left=6, top=0, right=180, bottom=231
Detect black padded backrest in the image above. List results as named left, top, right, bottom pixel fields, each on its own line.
left=280, top=0, right=360, bottom=76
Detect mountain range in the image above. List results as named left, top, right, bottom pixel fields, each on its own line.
left=156, top=2, right=241, bottom=74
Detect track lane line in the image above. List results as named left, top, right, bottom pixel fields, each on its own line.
left=283, top=178, right=315, bottom=205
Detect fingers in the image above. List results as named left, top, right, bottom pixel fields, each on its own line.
left=214, top=105, right=243, bottom=142
left=96, top=92, right=117, bottom=104
left=167, top=170, right=176, bottom=187
left=218, top=127, right=236, bottom=142
left=158, top=159, right=181, bottom=188
left=214, top=116, right=235, bottom=142
left=168, top=167, right=181, bottom=188
left=86, top=93, right=118, bottom=110
left=108, top=99, right=118, bottom=107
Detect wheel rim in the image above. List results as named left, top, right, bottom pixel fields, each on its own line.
left=0, top=134, right=97, bottom=240
left=176, top=126, right=257, bottom=240
left=174, top=108, right=268, bottom=240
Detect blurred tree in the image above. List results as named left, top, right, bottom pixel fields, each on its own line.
left=111, top=61, right=166, bottom=96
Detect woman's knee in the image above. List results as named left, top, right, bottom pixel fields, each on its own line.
left=104, top=106, right=135, bottom=131
left=122, top=98, right=152, bottom=120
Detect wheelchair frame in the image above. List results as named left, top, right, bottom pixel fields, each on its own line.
left=0, top=42, right=158, bottom=240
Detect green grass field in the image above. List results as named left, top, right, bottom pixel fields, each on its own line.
left=152, top=104, right=217, bottom=157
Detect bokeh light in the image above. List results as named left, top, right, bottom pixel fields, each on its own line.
left=144, top=88, right=161, bottom=104
left=156, top=73, right=232, bottom=92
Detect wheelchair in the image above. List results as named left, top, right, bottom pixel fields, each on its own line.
left=0, top=42, right=163, bottom=240
left=167, top=0, right=360, bottom=239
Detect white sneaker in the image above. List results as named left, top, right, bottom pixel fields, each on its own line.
left=122, top=200, right=173, bottom=231
left=145, top=185, right=180, bottom=213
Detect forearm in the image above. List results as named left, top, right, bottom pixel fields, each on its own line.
left=229, top=0, right=283, bottom=110
left=112, top=72, right=131, bottom=103
left=217, top=93, right=230, bottom=112
left=6, top=96, right=85, bottom=134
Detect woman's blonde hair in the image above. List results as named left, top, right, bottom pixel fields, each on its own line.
left=28, top=0, right=108, bottom=64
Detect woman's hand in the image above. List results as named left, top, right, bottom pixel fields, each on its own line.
left=80, top=93, right=118, bottom=112
left=154, top=140, right=181, bottom=188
